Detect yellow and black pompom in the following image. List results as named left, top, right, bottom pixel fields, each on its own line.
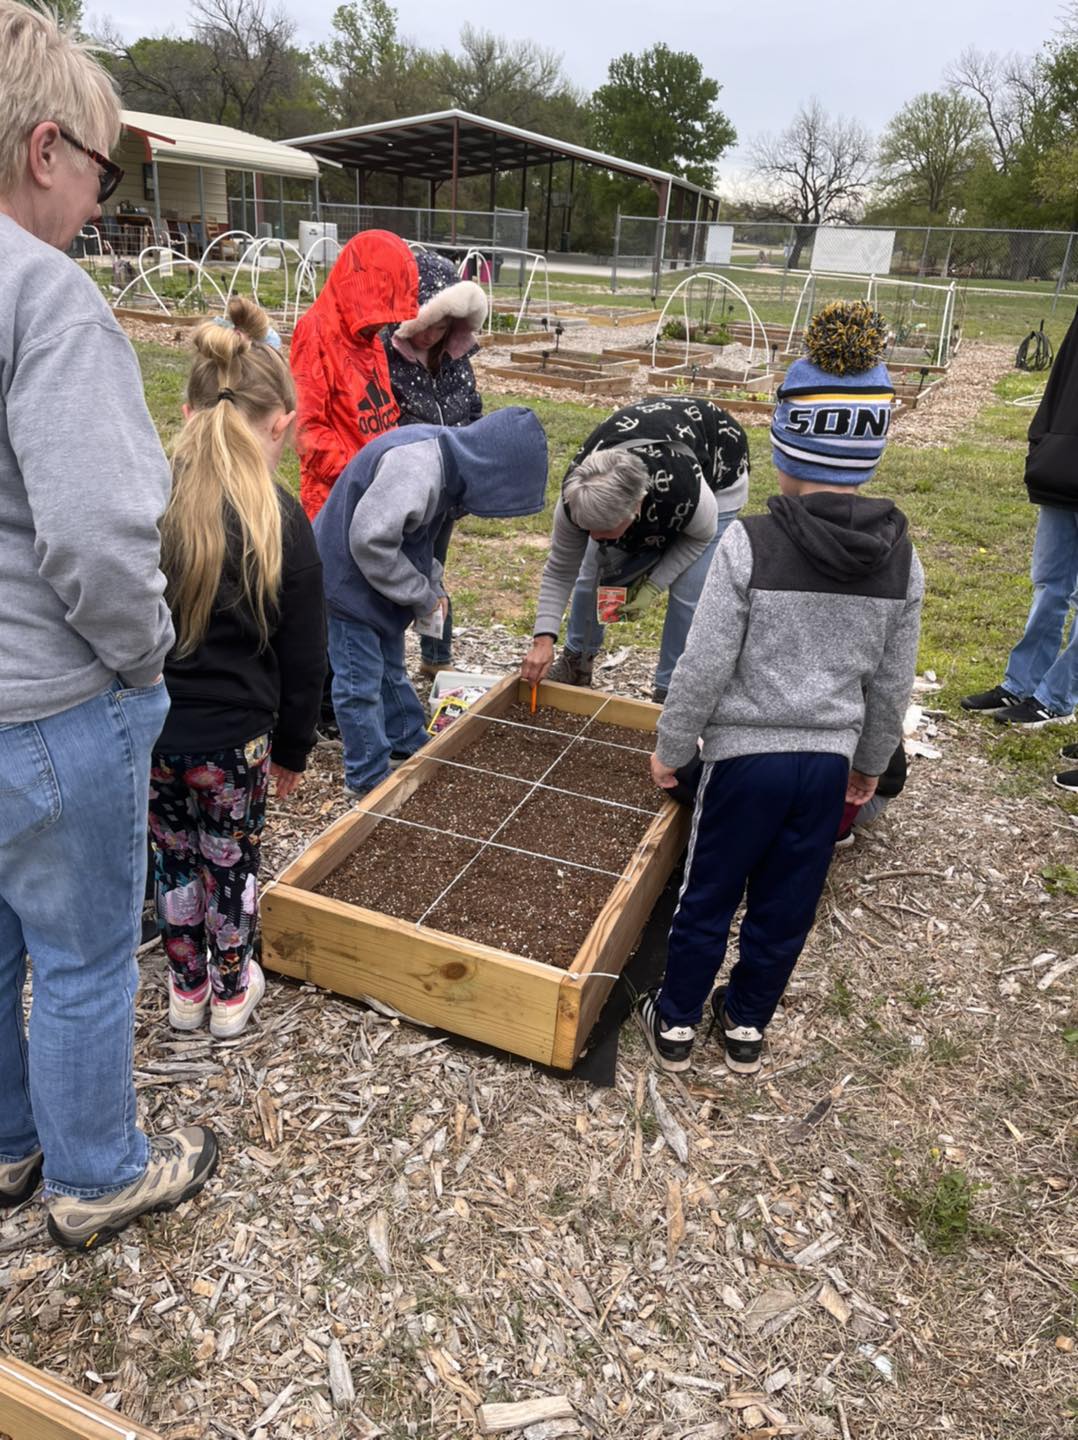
left=804, top=300, right=887, bottom=376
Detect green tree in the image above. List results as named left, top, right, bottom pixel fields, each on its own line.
left=591, top=43, right=735, bottom=188
left=876, top=90, right=986, bottom=218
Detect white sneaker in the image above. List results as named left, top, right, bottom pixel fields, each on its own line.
left=210, top=960, right=266, bottom=1039
left=169, top=976, right=210, bottom=1031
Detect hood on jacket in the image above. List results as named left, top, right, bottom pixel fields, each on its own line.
left=766, top=492, right=909, bottom=584
left=440, top=407, right=548, bottom=519
left=392, top=251, right=487, bottom=361
left=311, top=230, right=417, bottom=341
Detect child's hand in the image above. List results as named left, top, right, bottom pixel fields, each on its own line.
left=271, top=763, right=302, bottom=799
left=846, top=769, right=878, bottom=806
left=650, top=753, right=679, bottom=790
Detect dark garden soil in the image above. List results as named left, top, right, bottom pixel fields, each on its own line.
left=313, top=702, right=663, bottom=964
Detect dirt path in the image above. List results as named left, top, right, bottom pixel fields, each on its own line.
left=1, top=632, right=1074, bottom=1440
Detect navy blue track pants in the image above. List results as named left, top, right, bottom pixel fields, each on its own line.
left=660, top=752, right=848, bottom=1031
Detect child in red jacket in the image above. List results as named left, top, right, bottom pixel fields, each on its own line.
left=290, top=230, right=418, bottom=519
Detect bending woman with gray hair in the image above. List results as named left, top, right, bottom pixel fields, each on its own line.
left=521, top=397, right=750, bottom=701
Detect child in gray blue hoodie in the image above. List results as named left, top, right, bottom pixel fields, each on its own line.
left=315, top=407, right=548, bottom=795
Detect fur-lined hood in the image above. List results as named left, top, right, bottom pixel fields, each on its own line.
left=391, top=251, right=487, bottom=361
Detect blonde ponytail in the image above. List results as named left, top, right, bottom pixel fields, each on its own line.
left=162, top=297, right=295, bottom=656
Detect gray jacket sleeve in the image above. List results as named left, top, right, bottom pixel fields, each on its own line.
left=348, top=440, right=444, bottom=618
left=9, top=319, right=173, bottom=686
left=853, top=550, right=924, bottom=775
left=532, top=501, right=589, bottom=637
left=655, top=523, right=752, bottom=768
left=647, top=482, right=718, bottom=592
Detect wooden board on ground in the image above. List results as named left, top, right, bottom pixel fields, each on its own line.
left=647, top=368, right=778, bottom=398
left=263, top=677, right=689, bottom=1069
left=0, top=1356, right=163, bottom=1440
left=509, top=349, right=636, bottom=376
left=477, top=329, right=553, bottom=349
left=602, top=343, right=714, bottom=368
left=483, top=364, right=631, bottom=397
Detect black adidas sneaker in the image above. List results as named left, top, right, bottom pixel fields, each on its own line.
left=960, top=684, right=1022, bottom=713
left=637, top=988, right=695, bottom=1072
left=709, top=987, right=763, bottom=1075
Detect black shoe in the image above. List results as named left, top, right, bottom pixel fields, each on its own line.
left=960, top=684, right=1022, bottom=712
left=651, top=686, right=668, bottom=704
left=993, top=697, right=1075, bottom=729
left=636, top=988, right=695, bottom=1073
left=1061, top=743, right=1078, bottom=760
left=1054, top=768, right=1078, bottom=793
left=708, top=987, right=763, bottom=1075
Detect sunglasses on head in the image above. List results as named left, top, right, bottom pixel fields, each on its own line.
left=57, top=127, right=124, bottom=204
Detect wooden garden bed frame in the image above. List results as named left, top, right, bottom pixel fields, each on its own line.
left=483, top=365, right=631, bottom=397
left=262, top=678, right=689, bottom=1070
left=0, top=1356, right=163, bottom=1440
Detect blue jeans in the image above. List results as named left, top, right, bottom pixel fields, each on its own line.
left=0, top=680, right=168, bottom=1198
left=419, top=516, right=454, bottom=668
left=1003, top=505, right=1078, bottom=714
left=660, top=753, right=848, bottom=1031
left=565, top=512, right=736, bottom=692
left=328, top=613, right=429, bottom=795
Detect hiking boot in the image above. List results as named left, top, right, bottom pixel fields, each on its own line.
left=1054, top=768, right=1078, bottom=794
left=47, top=1127, right=219, bottom=1251
left=960, top=684, right=1022, bottom=712
left=637, top=987, right=695, bottom=1072
left=0, top=1149, right=43, bottom=1208
left=993, top=697, right=1075, bottom=729
left=1060, top=743, right=1078, bottom=760
left=418, top=660, right=452, bottom=679
left=709, top=987, right=764, bottom=1075
left=169, top=975, right=209, bottom=1032
left=210, top=959, right=265, bottom=1040
left=547, top=648, right=595, bottom=688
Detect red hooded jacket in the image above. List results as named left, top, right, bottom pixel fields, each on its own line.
left=291, top=231, right=418, bottom=519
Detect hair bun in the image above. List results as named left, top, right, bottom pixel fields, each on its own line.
left=227, top=295, right=270, bottom=343
left=804, top=300, right=887, bottom=376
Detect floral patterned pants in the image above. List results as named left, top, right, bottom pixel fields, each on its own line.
left=148, top=735, right=271, bottom=1000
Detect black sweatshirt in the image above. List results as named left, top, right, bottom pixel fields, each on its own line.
left=1026, top=310, right=1078, bottom=510
left=157, top=488, right=327, bottom=770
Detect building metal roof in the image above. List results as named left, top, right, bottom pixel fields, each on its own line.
left=122, top=110, right=323, bottom=181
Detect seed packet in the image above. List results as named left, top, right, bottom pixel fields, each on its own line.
left=414, top=608, right=444, bottom=638
left=596, top=586, right=627, bottom=623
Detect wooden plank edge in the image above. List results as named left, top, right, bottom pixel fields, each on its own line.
left=0, top=1355, right=163, bottom=1440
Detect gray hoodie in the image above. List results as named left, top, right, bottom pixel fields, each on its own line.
left=0, top=214, right=173, bottom=723
left=657, top=492, right=924, bottom=775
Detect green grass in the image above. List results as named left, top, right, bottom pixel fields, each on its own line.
left=893, top=1165, right=989, bottom=1255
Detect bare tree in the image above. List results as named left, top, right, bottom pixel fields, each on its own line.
left=750, top=99, right=874, bottom=265
left=438, top=26, right=575, bottom=128
left=947, top=48, right=1048, bottom=171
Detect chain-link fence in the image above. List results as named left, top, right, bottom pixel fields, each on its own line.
left=227, top=197, right=529, bottom=254
left=612, top=216, right=1078, bottom=306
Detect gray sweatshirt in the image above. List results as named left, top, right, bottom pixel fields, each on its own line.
left=0, top=215, right=173, bottom=723
left=533, top=480, right=718, bottom=637
left=347, top=439, right=447, bottom=619
left=657, top=492, right=924, bottom=775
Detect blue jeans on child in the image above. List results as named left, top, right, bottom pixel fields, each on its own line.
left=659, top=752, right=848, bottom=1032
left=328, top=613, right=429, bottom=795
left=565, top=512, right=736, bottom=692
left=1002, top=505, right=1078, bottom=714
left=0, top=679, right=169, bottom=1198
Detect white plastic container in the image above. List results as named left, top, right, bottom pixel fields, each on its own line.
left=429, top=670, right=502, bottom=701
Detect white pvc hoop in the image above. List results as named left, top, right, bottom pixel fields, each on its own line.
left=199, top=229, right=255, bottom=268
left=651, top=271, right=769, bottom=381
left=113, top=247, right=229, bottom=315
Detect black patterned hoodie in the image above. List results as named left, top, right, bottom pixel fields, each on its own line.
left=382, top=251, right=486, bottom=428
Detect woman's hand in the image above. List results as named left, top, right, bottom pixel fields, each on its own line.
left=846, top=769, right=878, bottom=806
left=270, top=763, right=302, bottom=799
left=521, top=636, right=554, bottom=686
left=650, top=753, right=679, bottom=790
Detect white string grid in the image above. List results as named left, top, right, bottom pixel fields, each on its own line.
left=413, top=699, right=630, bottom=927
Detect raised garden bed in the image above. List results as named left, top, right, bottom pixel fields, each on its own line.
left=648, top=367, right=778, bottom=401
left=602, top=342, right=714, bottom=368
left=262, top=678, right=689, bottom=1068
left=477, top=327, right=553, bottom=349
left=484, top=362, right=632, bottom=397
left=509, top=348, right=636, bottom=376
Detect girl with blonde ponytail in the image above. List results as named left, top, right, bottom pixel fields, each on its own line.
left=151, top=297, right=326, bottom=1039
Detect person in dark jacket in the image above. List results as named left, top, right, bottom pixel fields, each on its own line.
left=315, top=408, right=547, bottom=797
left=384, top=250, right=487, bottom=675
left=153, top=298, right=326, bottom=1039
left=961, top=309, right=1078, bottom=727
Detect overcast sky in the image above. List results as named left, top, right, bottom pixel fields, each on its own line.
left=98, top=0, right=1068, bottom=182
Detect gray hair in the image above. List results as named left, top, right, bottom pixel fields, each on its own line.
left=0, top=0, right=121, bottom=196
left=563, top=449, right=650, bottom=532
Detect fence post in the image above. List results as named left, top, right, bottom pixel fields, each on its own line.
left=1052, top=232, right=1075, bottom=315
left=918, top=226, right=931, bottom=278
left=611, top=210, right=620, bottom=294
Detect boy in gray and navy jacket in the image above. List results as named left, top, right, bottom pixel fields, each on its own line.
left=641, top=302, right=924, bottom=1075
